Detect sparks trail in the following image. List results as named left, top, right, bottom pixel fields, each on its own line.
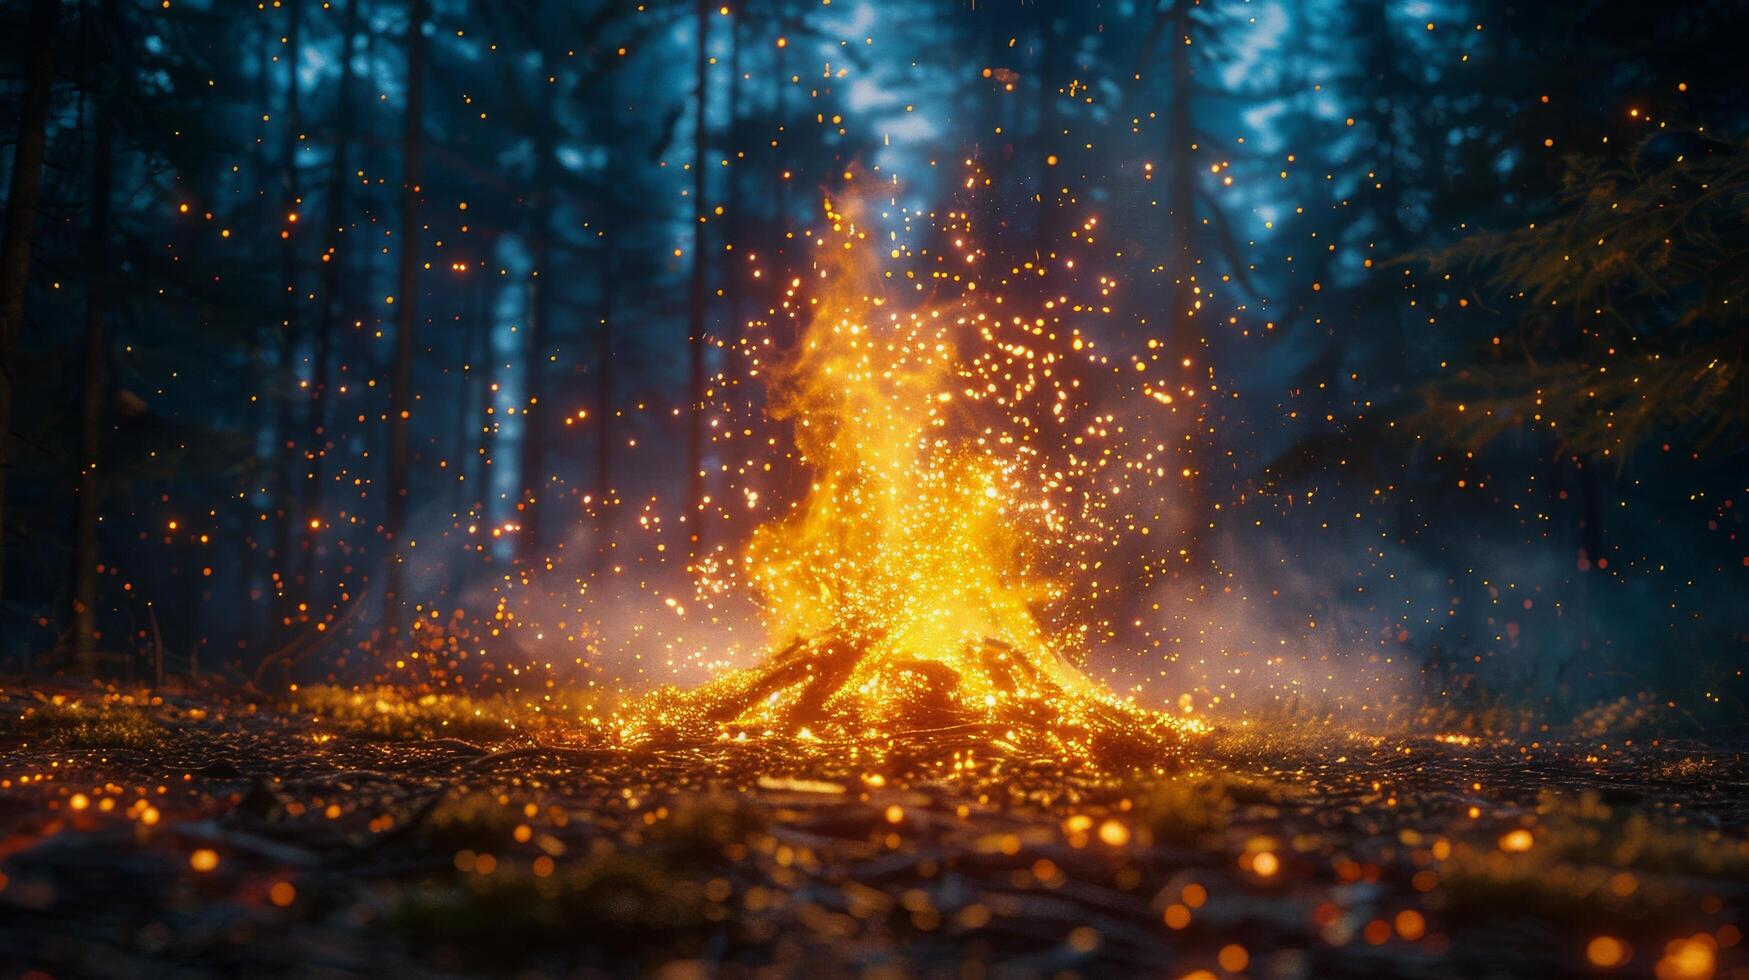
left=638, top=189, right=1202, bottom=766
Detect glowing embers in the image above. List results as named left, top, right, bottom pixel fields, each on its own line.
left=704, top=632, right=1077, bottom=730
left=645, top=628, right=1201, bottom=772
left=643, top=193, right=1201, bottom=770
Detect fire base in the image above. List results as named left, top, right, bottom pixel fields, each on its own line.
left=631, top=633, right=1202, bottom=775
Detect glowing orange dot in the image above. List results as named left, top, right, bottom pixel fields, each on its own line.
left=1218, top=944, right=1249, bottom=971
left=189, top=849, right=219, bottom=872
left=1587, top=935, right=1629, bottom=968
left=269, top=881, right=297, bottom=906
left=1251, top=851, right=1279, bottom=877
left=1097, top=819, right=1129, bottom=846
left=1498, top=829, right=1534, bottom=852
left=1656, top=936, right=1715, bottom=979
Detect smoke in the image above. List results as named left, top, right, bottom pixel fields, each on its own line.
left=1118, top=526, right=1428, bottom=728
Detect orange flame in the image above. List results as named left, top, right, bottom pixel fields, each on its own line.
left=745, top=195, right=1080, bottom=700
left=637, top=190, right=1203, bottom=763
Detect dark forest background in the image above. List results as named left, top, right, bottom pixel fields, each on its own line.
left=0, top=0, right=1744, bottom=721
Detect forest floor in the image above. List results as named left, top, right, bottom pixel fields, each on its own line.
left=0, top=681, right=1744, bottom=979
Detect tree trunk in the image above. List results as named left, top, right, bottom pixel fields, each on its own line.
left=299, top=0, right=363, bottom=605
left=436, top=276, right=484, bottom=607
left=591, top=249, right=616, bottom=573
left=383, top=0, right=428, bottom=638
left=271, top=0, right=304, bottom=608
left=71, top=0, right=116, bottom=675
left=1363, top=0, right=1409, bottom=366
left=516, top=66, right=557, bottom=566
left=1162, top=0, right=1207, bottom=566
left=0, top=0, right=58, bottom=607
left=1033, top=18, right=1063, bottom=254
left=460, top=276, right=489, bottom=517
left=517, top=274, right=551, bottom=564
left=725, top=5, right=743, bottom=342
left=1364, top=0, right=1405, bottom=253
left=772, top=0, right=790, bottom=234
left=241, top=17, right=277, bottom=646
left=450, top=274, right=483, bottom=520
left=1164, top=0, right=1197, bottom=357
left=686, top=0, right=709, bottom=558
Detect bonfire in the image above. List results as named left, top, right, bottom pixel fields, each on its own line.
left=635, top=195, right=1202, bottom=769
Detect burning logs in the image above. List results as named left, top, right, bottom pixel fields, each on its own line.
left=632, top=632, right=1203, bottom=775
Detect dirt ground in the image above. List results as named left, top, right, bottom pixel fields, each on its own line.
left=0, top=682, right=1744, bottom=978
